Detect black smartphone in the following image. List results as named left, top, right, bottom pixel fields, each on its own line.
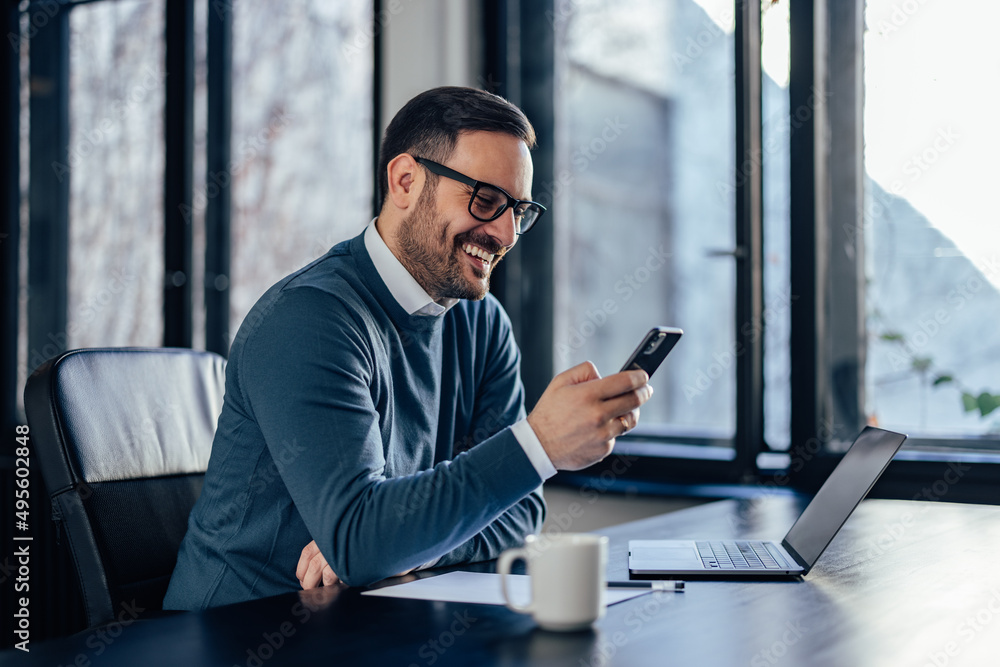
left=619, top=327, right=683, bottom=378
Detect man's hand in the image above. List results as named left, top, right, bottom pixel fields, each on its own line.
left=296, top=540, right=419, bottom=589
left=297, top=540, right=340, bottom=589
left=527, top=362, right=652, bottom=471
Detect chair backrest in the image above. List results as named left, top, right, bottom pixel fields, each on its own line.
left=24, top=347, right=225, bottom=628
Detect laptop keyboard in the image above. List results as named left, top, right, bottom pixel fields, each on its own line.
left=696, top=540, right=782, bottom=570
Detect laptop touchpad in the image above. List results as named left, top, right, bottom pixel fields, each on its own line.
left=631, top=546, right=702, bottom=567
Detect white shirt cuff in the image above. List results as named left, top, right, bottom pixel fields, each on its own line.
left=510, top=419, right=557, bottom=481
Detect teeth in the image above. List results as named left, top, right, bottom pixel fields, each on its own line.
left=462, top=243, right=495, bottom=263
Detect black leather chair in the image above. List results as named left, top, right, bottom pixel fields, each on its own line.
left=24, top=347, right=225, bottom=629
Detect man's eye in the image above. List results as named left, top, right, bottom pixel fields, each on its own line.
left=474, top=194, right=501, bottom=211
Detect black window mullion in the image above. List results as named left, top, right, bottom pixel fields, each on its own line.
left=734, top=0, right=765, bottom=480
left=205, top=0, right=231, bottom=356
left=789, top=0, right=831, bottom=456
left=512, top=0, right=554, bottom=410
left=372, top=0, right=383, bottom=218
left=27, top=4, right=70, bottom=371
left=163, top=0, right=194, bottom=348
left=2, top=0, right=21, bottom=430
left=826, top=0, right=866, bottom=442
left=481, top=0, right=521, bottom=351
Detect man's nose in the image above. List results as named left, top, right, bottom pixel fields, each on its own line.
left=482, top=207, right=518, bottom=250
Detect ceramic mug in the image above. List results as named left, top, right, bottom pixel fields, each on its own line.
left=497, top=533, right=608, bottom=631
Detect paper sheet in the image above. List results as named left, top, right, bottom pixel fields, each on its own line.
left=361, top=571, right=652, bottom=606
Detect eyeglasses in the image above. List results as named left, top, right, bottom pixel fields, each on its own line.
left=414, top=157, right=546, bottom=235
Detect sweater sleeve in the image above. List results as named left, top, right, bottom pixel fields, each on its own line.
left=430, top=487, right=546, bottom=568
left=239, top=287, right=542, bottom=586
left=431, top=300, right=548, bottom=568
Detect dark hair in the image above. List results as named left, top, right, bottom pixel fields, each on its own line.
left=377, top=86, right=537, bottom=205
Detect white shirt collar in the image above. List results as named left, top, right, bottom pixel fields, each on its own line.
left=364, top=219, right=458, bottom=317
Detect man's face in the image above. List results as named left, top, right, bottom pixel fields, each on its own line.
left=396, top=131, right=534, bottom=301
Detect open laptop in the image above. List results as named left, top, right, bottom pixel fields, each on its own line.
left=628, top=426, right=907, bottom=578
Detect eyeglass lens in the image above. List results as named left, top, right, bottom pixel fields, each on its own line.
left=471, top=184, right=542, bottom=232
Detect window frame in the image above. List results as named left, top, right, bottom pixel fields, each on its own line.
left=483, top=0, right=1000, bottom=501
left=788, top=0, right=1000, bottom=502
left=484, top=0, right=770, bottom=486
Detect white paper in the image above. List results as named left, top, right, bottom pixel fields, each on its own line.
left=361, top=571, right=652, bottom=606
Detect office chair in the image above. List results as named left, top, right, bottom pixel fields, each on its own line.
left=24, top=347, right=225, bottom=629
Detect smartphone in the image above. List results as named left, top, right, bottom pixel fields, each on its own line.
left=619, top=327, right=683, bottom=378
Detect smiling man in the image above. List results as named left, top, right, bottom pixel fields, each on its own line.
left=164, top=87, right=653, bottom=609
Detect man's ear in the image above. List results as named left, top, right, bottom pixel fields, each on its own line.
left=385, top=153, right=423, bottom=211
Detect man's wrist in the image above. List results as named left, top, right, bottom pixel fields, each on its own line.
left=511, top=419, right=557, bottom=480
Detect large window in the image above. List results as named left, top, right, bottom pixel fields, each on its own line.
left=66, top=0, right=165, bottom=351
left=863, top=0, right=1000, bottom=444
left=11, top=0, right=375, bottom=426
left=5, top=0, right=376, bottom=644
left=542, top=0, right=999, bottom=493
left=227, top=0, right=373, bottom=338
left=553, top=0, right=738, bottom=449
left=14, top=0, right=374, bottom=376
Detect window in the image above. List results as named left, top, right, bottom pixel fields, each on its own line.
left=228, top=0, right=374, bottom=338
left=553, top=0, right=738, bottom=453
left=540, top=0, right=999, bottom=496
left=863, top=0, right=1000, bottom=445
left=66, top=0, right=165, bottom=350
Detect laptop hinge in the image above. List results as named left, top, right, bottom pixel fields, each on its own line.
left=780, top=539, right=810, bottom=573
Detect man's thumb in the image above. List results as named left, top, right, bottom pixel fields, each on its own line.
left=552, top=361, right=601, bottom=388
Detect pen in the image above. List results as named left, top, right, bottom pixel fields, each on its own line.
left=607, top=580, right=685, bottom=591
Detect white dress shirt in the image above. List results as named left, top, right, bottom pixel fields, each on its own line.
left=364, top=219, right=557, bottom=481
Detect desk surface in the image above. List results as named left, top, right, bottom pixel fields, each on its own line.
left=10, top=497, right=1000, bottom=666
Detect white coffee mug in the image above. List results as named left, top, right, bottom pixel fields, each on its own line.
left=497, top=533, right=608, bottom=631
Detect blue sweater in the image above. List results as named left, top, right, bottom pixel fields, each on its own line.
left=164, top=232, right=545, bottom=609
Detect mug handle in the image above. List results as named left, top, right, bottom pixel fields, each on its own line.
left=497, top=548, right=533, bottom=614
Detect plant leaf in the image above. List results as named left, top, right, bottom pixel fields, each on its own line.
left=962, top=392, right=978, bottom=412
left=880, top=332, right=904, bottom=342
left=976, top=392, right=1000, bottom=417
left=932, top=375, right=954, bottom=386
left=911, top=357, right=932, bottom=373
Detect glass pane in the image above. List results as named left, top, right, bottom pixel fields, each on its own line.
left=191, top=0, right=208, bottom=350
left=761, top=0, right=791, bottom=450
left=17, top=10, right=30, bottom=419
left=229, top=0, right=374, bottom=339
left=864, top=1, right=1000, bottom=440
left=66, top=0, right=165, bottom=348
left=553, top=0, right=736, bottom=445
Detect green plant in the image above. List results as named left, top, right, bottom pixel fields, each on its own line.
left=879, top=331, right=1000, bottom=422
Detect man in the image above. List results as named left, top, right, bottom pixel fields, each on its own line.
left=164, top=87, right=651, bottom=609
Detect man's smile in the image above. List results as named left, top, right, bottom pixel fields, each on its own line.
left=462, top=242, right=496, bottom=267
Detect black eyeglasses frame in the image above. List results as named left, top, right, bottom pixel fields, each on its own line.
left=413, top=157, right=546, bottom=235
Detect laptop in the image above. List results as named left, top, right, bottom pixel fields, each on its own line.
left=628, top=426, right=907, bottom=578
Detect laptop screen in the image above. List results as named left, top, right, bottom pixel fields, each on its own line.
left=782, top=427, right=907, bottom=569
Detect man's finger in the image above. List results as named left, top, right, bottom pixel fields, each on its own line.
left=321, top=565, right=340, bottom=587
left=586, top=369, right=649, bottom=401
left=602, top=385, right=653, bottom=421
left=301, top=556, right=325, bottom=590
left=550, top=361, right=601, bottom=388
left=296, top=540, right=320, bottom=582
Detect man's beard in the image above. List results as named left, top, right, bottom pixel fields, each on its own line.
left=396, top=187, right=506, bottom=301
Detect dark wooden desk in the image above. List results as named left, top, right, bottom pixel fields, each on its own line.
left=10, top=497, right=1000, bottom=666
